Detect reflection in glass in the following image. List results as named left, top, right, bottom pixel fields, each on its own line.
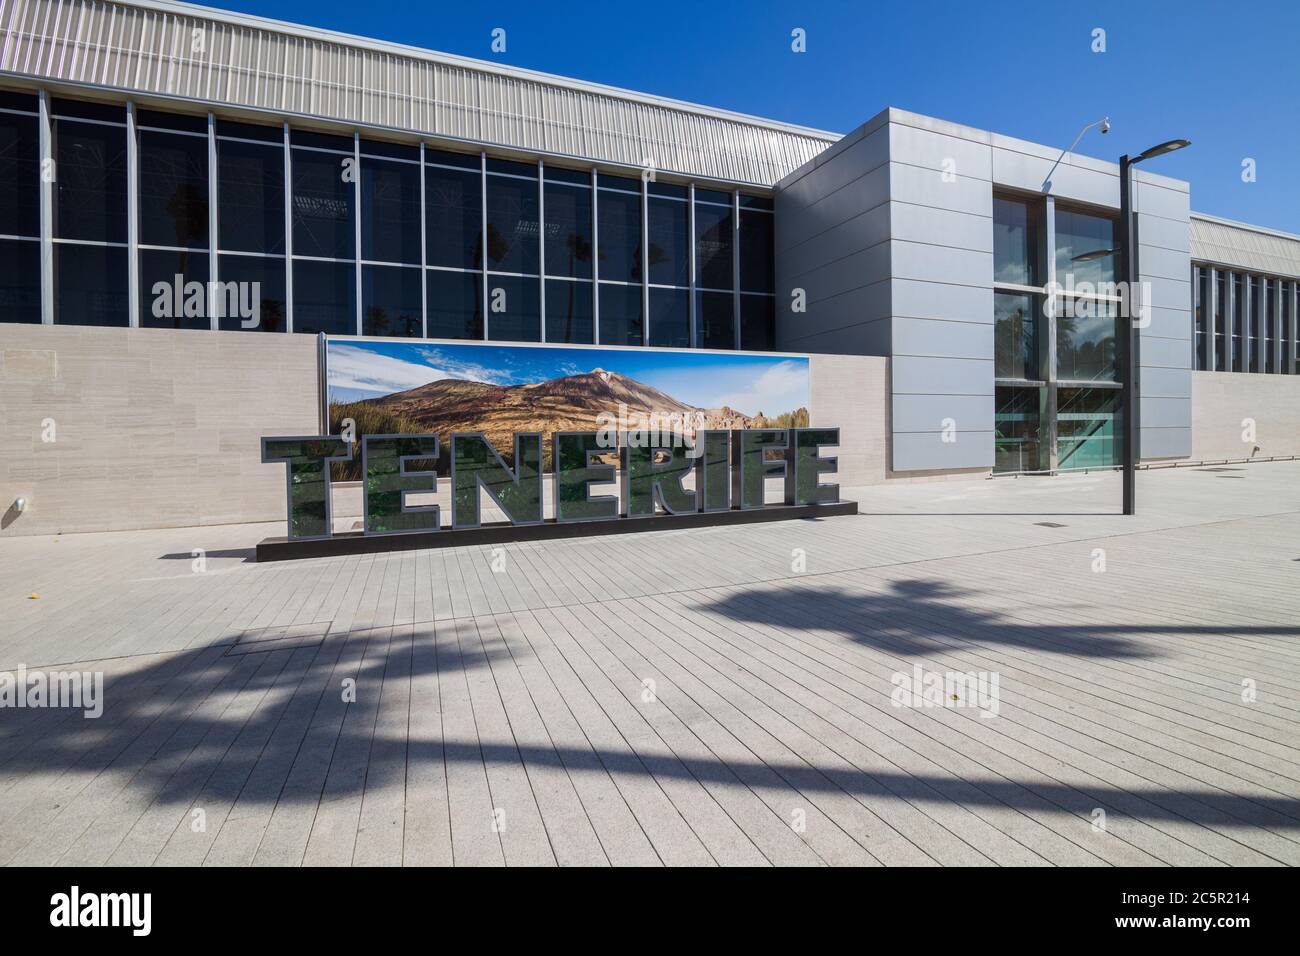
left=487, top=274, right=541, bottom=342
left=292, top=259, right=355, bottom=335
left=1057, top=387, right=1119, bottom=470
left=140, top=248, right=210, bottom=330
left=262, top=437, right=350, bottom=539
left=994, top=386, right=1042, bottom=474
left=1056, top=298, right=1117, bottom=382
left=624, top=444, right=697, bottom=517
left=697, top=290, right=734, bottom=350
left=486, top=175, right=539, bottom=275
left=138, top=130, right=208, bottom=249
left=363, top=435, right=440, bottom=536
left=218, top=138, right=285, bottom=254
left=597, top=189, right=641, bottom=283
left=543, top=183, right=592, bottom=279
left=362, top=265, right=422, bottom=337
left=647, top=197, right=688, bottom=287
left=732, top=429, right=786, bottom=509
left=0, top=239, right=41, bottom=323
left=695, top=202, right=733, bottom=289
left=54, top=119, right=128, bottom=242
left=427, top=269, right=483, bottom=339
left=218, top=255, right=287, bottom=332
left=740, top=295, right=774, bottom=352
left=738, top=209, right=774, bottom=294
left=599, top=282, right=643, bottom=346
left=554, top=432, right=617, bottom=522
left=362, top=158, right=421, bottom=265
left=426, top=165, right=483, bottom=270
left=0, top=109, right=40, bottom=238
left=648, top=288, right=689, bottom=348
left=697, top=430, right=731, bottom=511
left=790, top=428, right=839, bottom=505
left=994, top=292, right=1040, bottom=380
left=54, top=244, right=129, bottom=326
left=292, top=148, right=354, bottom=259
left=993, top=196, right=1041, bottom=287
left=1054, top=207, right=1116, bottom=287
left=544, top=279, right=593, bottom=344
left=451, top=433, right=543, bottom=527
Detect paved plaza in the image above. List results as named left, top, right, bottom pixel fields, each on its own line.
left=1, top=462, right=1298, bottom=866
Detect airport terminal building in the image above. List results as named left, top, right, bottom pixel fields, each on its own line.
left=1, top=0, right=1298, bottom=535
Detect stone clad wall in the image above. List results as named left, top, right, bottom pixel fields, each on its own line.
left=0, top=325, right=319, bottom=537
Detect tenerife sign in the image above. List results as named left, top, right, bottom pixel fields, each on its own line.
left=257, top=427, right=854, bottom=560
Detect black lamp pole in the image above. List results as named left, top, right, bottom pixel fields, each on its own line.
left=1113, top=138, right=1190, bottom=516
left=1119, top=154, right=1136, bottom=516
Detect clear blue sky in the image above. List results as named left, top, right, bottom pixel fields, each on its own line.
left=205, top=0, right=1299, bottom=233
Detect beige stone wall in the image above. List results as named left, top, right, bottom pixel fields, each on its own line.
left=0, top=325, right=319, bottom=537
left=809, top=352, right=988, bottom=486
left=1190, top=371, right=1300, bottom=463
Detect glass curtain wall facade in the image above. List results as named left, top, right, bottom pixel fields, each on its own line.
left=993, top=193, right=1121, bottom=473
left=0, top=87, right=777, bottom=348
left=1190, top=263, right=1298, bottom=375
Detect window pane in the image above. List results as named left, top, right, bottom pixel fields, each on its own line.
left=1058, top=387, right=1119, bottom=470
left=1054, top=207, right=1116, bottom=286
left=292, top=259, right=355, bottom=334
left=993, top=196, right=1042, bottom=286
left=218, top=138, right=285, bottom=254
left=597, top=189, right=641, bottom=283
left=648, top=288, right=689, bottom=348
left=292, top=148, right=354, bottom=259
left=696, top=290, right=733, bottom=350
left=217, top=255, right=287, bottom=332
left=1194, top=267, right=1207, bottom=371
left=695, top=201, right=732, bottom=289
left=362, top=158, right=421, bottom=264
left=1056, top=299, right=1117, bottom=382
left=647, top=197, right=688, bottom=287
left=994, top=386, right=1043, bottom=473
left=140, top=248, right=210, bottom=330
left=0, top=239, right=40, bottom=323
left=1231, top=273, right=1244, bottom=372
left=487, top=274, right=540, bottom=342
left=138, top=130, right=208, bottom=249
left=427, top=269, right=482, bottom=340
left=362, top=265, right=422, bottom=337
left=486, top=176, right=539, bottom=275
left=543, top=182, right=592, bottom=279
left=54, top=119, right=128, bottom=243
left=0, top=110, right=39, bottom=238
left=426, top=164, right=482, bottom=271
left=1265, top=281, right=1277, bottom=373
left=544, top=279, right=593, bottom=344
left=738, top=209, right=773, bottom=294
left=740, top=295, right=775, bottom=351
left=216, top=119, right=281, bottom=143
left=598, top=283, right=643, bottom=346
left=1214, top=272, right=1227, bottom=371
left=54, top=244, right=129, bottom=326
left=994, top=291, right=1040, bottom=380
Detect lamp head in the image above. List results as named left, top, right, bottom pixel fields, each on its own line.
left=1134, top=138, right=1191, bottom=163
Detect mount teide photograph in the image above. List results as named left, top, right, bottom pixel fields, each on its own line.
left=325, top=340, right=811, bottom=476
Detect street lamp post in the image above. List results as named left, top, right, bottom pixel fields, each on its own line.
left=1117, top=139, right=1190, bottom=515
left=1073, top=138, right=1190, bottom=515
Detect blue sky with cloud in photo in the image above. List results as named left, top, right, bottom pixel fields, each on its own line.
left=327, top=340, right=810, bottom=418
left=201, top=0, right=1298, bottom=233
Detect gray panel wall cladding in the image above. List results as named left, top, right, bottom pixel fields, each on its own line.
left=774, top=108, right=1193, bottom=470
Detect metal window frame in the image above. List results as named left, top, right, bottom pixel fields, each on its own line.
left=126, top=100, right=139, bottom=327
left=419, top=142, right=428, bottom=338
left=538, top=157, right=546, bottom=342
left=353, top=131, right=362, bottom=336
left=207, top=110, right=219, bottom=330
left=283, top=122, right=294, bottom=332
left=38, top=89, right=53, bottom=324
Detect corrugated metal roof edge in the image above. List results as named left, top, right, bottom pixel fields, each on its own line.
left=1191, top=212, right=1300, bottom=246
left=114, top=0, right=844, bottom=143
